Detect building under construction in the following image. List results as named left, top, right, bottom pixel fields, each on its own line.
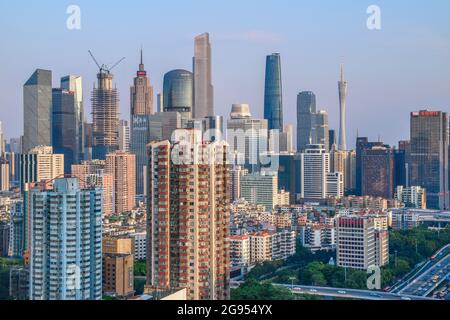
left=90, top=52, right=123, bottom=160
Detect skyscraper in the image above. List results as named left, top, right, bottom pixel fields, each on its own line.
left=338, top=65, right=348, bottom=151
left=226, top=104, right=269, bottom=172
left=300, top=144, right=330, bottom=200
left=29, top=178, right=102, bottom=300
left=163, top=69, right=194, bottom=119
left=312, top=110, right=330, bottom=151
left=23, top=69, right=52, bottom=153
left=52, top=88, right=78, bottom=173
left=193, top=33, right=214, bottom=119
left=410, top=110, right=449, bottom=209
left=130, top=49, right=154, bottom=116
left=20, top=146, right=64, bottom=190
left=130, top=50, right=154, bottom=196
left=92, top=68, right=119, bottom=160
left=264, top=53, right=283, bottom=131
left=146, top=129, right=230, bottom=300
left=356, top=137, right=386, bottom=196
left=297, top=91, right=316, bottom=151
left=106, top=151, right=136, bottom=214
left=61, top=75, right=84, bottom=163
left=118, top=120, right=130, bottom=152
left=361, top=145, right=395, bottom=199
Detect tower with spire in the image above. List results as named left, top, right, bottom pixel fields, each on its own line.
left=130, top=48, right=154, bottom=196
left=338, top=64, right=348, bottom=151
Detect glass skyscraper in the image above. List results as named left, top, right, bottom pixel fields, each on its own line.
left=410, top=110, right=449, bottom=209
left=264, top=53, right=283, bottom=131
left=52, top=88, right=78, bottom=173
left=163, top=69, right=193, bottom=119
left=297, top=91, right=317, bottom=151
left=23, top=69, right=52, bottom=153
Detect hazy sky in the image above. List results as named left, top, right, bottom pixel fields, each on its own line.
left=1, top=0, right=449, bottom=148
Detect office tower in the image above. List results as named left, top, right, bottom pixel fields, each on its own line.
left=0, top=221, right=9, bottom=257
left=130, top=51, right=154, bottom=196
left=186, top=116, right=224, bottom=143
left=264, top=53, right=283, bottom=131
left=131, top=114, right=150, bottom=196
left=102, top=238, right=134, bottom=298
left=147, top=129, right=230, bottom=300
left=52, top=88, right=78, bottom=173
left=163, top=69, right=194, bottom=119
left=20, top=146, right=64, bottom=190
left=331, top=149, right=356, bottom=193
left=118, top=120, right=130, bottom=152
left=276, top=153, right=302, bottom=203
left=92, top=68, right=119, bottom=160
left=398, top=140, right=411, bottom=187
left=394, top=148, right=407, bottom=188
left=230, top=166, right=248, bottom=202
left=356, top=137, right=386, bottom=195
left=279, top=125, right=294, bottom=153
left=336, top=215, right=376, bottom=270
left=227, top=104, right=269, bottom=172
left=149, top=112, right=183, bottom=142
left=61, top=75, right=84, bottom=163
left=130, top=49, right=154, bottom=116
left=193, top=33, right=214, bottom=119
left=297, top=91, right=316, bottom=151
left=240, top=173, right=279, bottom=211
left=72, top=160, right=114, bottom=216
left=106, top=151, right=136, bottom=214
left=5, top=152, right=20, bottom=188
left=0, top=159, right=9, bottom=191
left=313, top=110, right=330, bottom=151
left=361, top=145, right=395, bottom=199
left=326, top=172, right=344, bottom=198
left=410, top=110, right=449, bottom=209
left=329, top=129, right=336, bottom=151
left=9, top=138, right=22, bottom=154
left=29, top=178, right=102, bottom=300
left=338, top=65, right=348, bottom=151
left=156, top=93, right=163, bottom=113
left=23, top=69, right=52, bottom=153
left=300, top=145, right=330, bottom=199
left=395, top=186, right=427, bottom=209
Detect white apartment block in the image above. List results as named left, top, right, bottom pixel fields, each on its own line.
left=299, top=223, right=336, bottom=251
left=395, top=186, right=427, bottom=209
left=249, top=230, right=296, bottom=265
left=229, top=235, right=251, bottom=267
left=131, top=232, right=147, bottom=261
left=326, top=172, right=344, bottom=198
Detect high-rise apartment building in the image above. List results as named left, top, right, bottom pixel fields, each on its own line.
left=193, top=33, right=214, bottom=119
left=395, top=186, right=426, bottom=209
left=0, top=159, right=10, bottom=191
left=20, top=146, right=64, bottom=190
left=410, top=110, right=449, bottom=209
left=23, top=69, right=52, bottom=153
left=29, top=178, right=102, bottom=300
left=240, top=173, right=279, bottom=211
left=106, top=151, right=136, bottom=214
left=264, top=54, right=283, bottom=131
left=92, top=68, right=119, bottom=160
left=146, top=129, right=230, bottom=300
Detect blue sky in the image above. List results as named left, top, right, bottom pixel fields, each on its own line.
left=1, top=0, right=449, bottom=147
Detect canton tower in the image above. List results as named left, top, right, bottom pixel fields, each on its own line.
left=338, top=64, right=348, bottom=150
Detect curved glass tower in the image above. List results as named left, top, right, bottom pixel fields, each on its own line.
left=163, top=69, right=193, bottom=119
left=264, top=53, right=283, bottom=131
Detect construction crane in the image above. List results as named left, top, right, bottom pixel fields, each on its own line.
left=88, top=50, right=125, bottom=74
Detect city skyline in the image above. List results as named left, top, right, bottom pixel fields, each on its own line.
left=1, top=1, right=449, bottom=148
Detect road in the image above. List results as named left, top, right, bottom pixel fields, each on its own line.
left=273, top=284, right=437, bottom=301
left=391, top=244, right=450, bottom=297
